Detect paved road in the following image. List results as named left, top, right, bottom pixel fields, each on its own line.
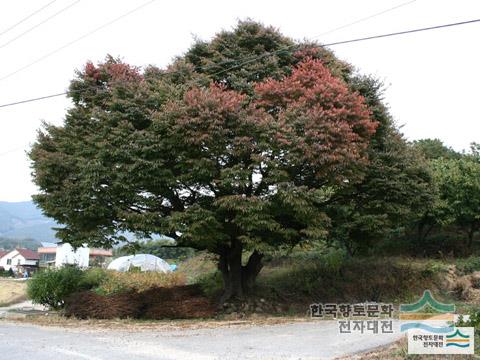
left=0, top=320, right=402, bottom=360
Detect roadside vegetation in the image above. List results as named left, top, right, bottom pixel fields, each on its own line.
left=27, top=267, right=186, bottom=310
left=25, top=251, right=480, bottom=321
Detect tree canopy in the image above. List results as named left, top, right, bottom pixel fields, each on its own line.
left=30, top=21, right=436, bottom=300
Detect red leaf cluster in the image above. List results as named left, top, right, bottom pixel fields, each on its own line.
left=255, top=58, right=377, bottom=180
left=163, top=58, right=377, bottom=185
left=82, top=60, right=143, bottom=84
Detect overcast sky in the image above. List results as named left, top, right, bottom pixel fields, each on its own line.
left=0, top=0, right=479, bottom=202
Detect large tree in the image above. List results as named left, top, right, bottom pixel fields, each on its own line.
left=30, top=22, right=378, bottom=300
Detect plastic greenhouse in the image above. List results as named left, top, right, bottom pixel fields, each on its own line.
left=107, top=254, right=172, bottom=273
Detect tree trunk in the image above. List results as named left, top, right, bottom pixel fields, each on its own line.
left=242, top=250, right=264, bottom=291
left=218, top=242, right=264, bottom=303
left=467, top=227, right=476, bottom=250
left=219, top=239, right=243, bottom=303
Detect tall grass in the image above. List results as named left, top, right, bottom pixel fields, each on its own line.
left=96, top=270, right=186, bottom=295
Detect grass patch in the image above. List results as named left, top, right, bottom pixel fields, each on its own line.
left=180, top=251, right=445, bottom=316
left=0, top=279, right=27, bottom=306
left=95, top=270, right=186, bottom=295
left=28, top=267, right=187, bottom=310
left=255, top=255, right=435, bottom=307
left=455, top=256, right=480, bottom=274
left=176, top=252, right=217, bottom=284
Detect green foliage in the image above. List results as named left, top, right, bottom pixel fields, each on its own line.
left=29, top=21, right=382, bottom=299
left=257, top=255, right=430, bottom=303
left=27, top=266, right=185, bottom=308
left=420, top=260, right=448, bottom=277
left=27, top=267, right=94, bottom=310
left=412, top=138, right=460, bottom=160
left=196, top=271, right=224, bottom=298
left=456, top=310, right=480, bottom=329
left=326, top=82, right=435, bottom=255
left=117, top=239, right=195, bottom=261
left=0, top=268, right=14, bottom=277
left=431, top=156, right=480, bottom=248
left=456, top=257, right=480, bottom=274
left=182, top=20, right=352, bottom=94
left=175, top=252, right=217, bottom=284
left=79, top=267, right=109, bottom=289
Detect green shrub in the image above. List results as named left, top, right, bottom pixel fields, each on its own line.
left=0, top=268, right=15, bottom=278
left=420, top=260, right=447, bottom=277
left=0, top=268, right=10, bottom=277
left=80, top=268, right=108, bottom=289
left=456, top=256, right=480, bottom=274
left=27, top=266, right=86, bottom=310
left=196, top=271, right=223, bottom=298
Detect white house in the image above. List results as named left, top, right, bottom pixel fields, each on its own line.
left=0, top=248, right=39, bottom=272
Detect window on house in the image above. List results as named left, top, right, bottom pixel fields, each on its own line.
left=17, top=259, right=21, bottom=265
left=7, top=259, right=11, bottom=265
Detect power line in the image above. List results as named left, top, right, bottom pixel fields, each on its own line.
left=0, top=146, right=26, bottom=157
left=209, top=0, right=428, bottom=79
left=0, top=0, right=57, bottom=37
left=317, top=17, right=480, bottom=47
left=0, top=0, right=412, bottom=82
left=0, top=0, right=81, bottom=50
left=0, top=92, right=67, bottom=108
left=0, top=0, right=416, bottom=100
left=205, top=0, right=419, bottom=78
left=0, top=0, right=157, bottom=82
left=315, top=0, right=417, bottom=38
left=209, top=17, right=480, bottom=78
left=0, top=17, right=479, bottom=109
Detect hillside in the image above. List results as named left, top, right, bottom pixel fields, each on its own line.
left=0, top=201, right=58, bottom=244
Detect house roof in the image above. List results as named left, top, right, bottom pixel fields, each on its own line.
left=37, top=247, right=57, bottom=254
left=15, top=248, right=40, bottom=260
left=40, top=242, right=58, bottom=248
left=0, top=250, right=8, bottom=259
left=38, top=247, right=112, bottom=257
left=90, top=249, right=113, bottom=257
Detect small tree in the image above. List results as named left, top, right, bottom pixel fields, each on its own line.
left=432, top=155, right=480, bottom=250
left=27, top=267, right=85, bottom=310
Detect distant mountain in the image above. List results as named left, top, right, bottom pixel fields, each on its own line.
left=0, top=237, right=40, bottom=251
left=0, top=201, right=59, bottom=243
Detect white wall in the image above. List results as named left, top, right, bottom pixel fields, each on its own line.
left=55, top=243, right=90, bottom=268
left=0, top=249, right=18, bottom=271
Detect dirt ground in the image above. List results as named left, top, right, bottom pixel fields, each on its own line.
left=14, top=312, right=311, bottom=331
left=0, top=279, right=27, bottom=306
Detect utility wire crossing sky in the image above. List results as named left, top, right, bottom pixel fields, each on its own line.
left=0, top=0, right=478, bottom=201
